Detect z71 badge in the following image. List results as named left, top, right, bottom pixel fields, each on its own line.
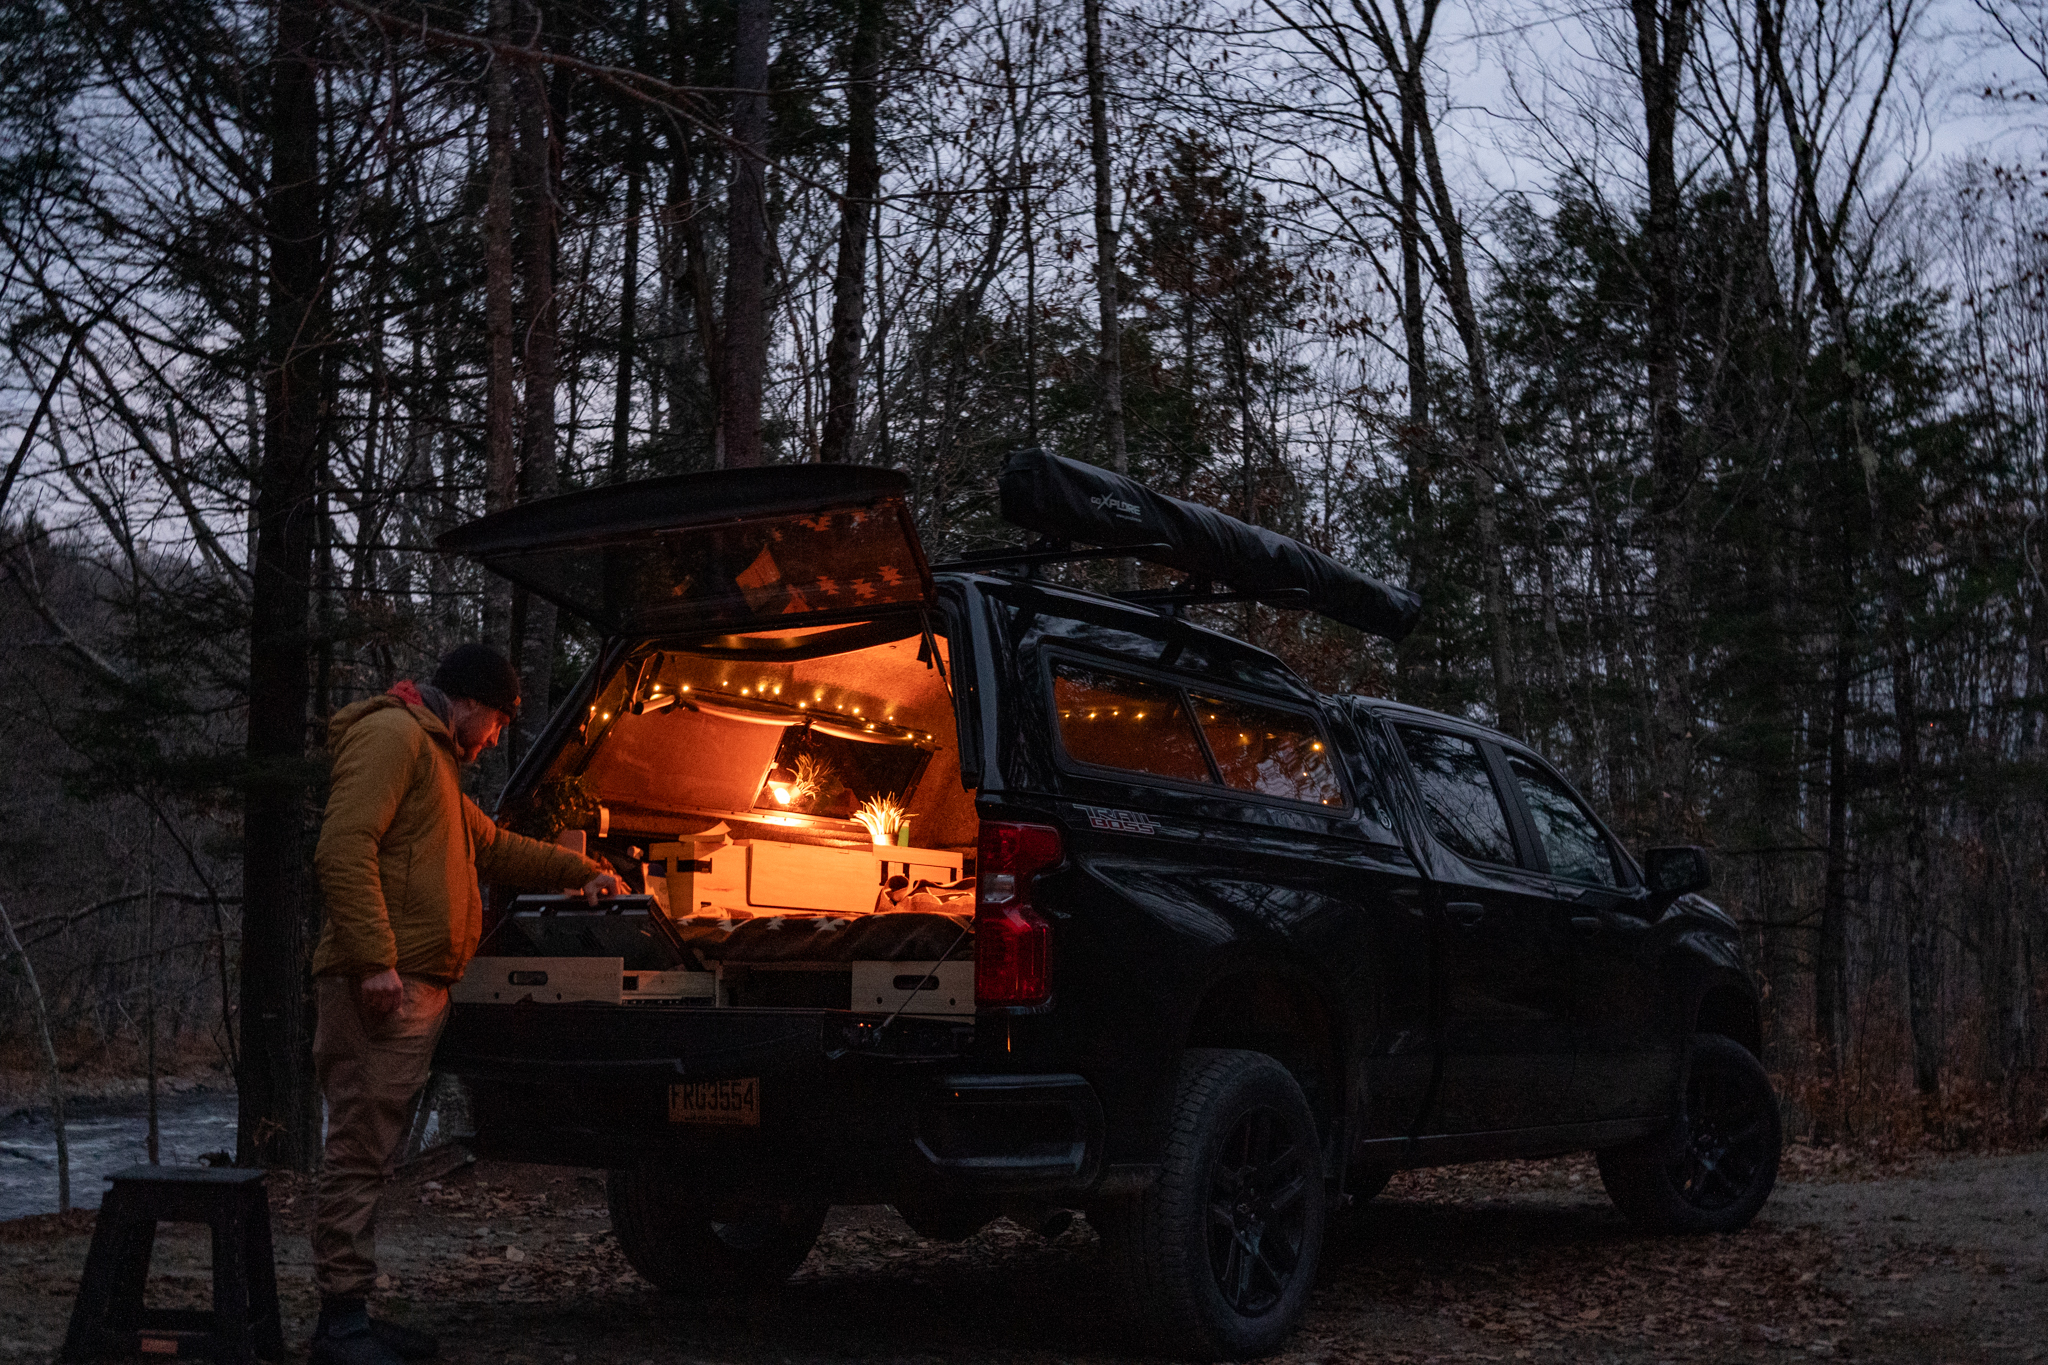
left=1076, top=805, right=1157, bottom=835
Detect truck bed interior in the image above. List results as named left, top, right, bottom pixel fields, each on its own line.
left=475, top=612, right=977, bottom=1013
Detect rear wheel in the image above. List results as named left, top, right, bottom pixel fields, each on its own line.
left=1597, top=1033, right=1782, bottom=1235
left=605, top=1168, right=828, bottom=1294
left=1097, top=1049, right=1327, bottom=1360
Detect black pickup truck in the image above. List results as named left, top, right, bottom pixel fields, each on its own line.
left=433, top=452, right=1780, bottom=1360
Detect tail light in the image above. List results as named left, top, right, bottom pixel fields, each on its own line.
left=975, top=820, right=1063, bottom=1006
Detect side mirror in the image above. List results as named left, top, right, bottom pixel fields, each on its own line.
left=1643, top=845, right=1712, bottom=897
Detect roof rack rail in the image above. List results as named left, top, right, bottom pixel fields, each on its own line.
left=930, top=540, right=1174, bottom=574
left=1117, top=585, right=1313, bottom=611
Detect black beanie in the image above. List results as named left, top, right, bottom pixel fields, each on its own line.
left=432, top=643, right=521, bottom=717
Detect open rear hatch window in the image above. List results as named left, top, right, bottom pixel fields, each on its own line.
left=436, top=466, right=932, bottom=634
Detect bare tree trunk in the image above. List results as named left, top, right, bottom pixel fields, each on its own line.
left=663, top=135, right=723, bottom=454
left=1083, top=0, right=1128, bottom=480
left=240, top=0, right=327, bottom=1171
left=1633, top=0, right=1698, bottom=836
left=720, top=0, right=771, bottom=469
left=0, top=902, right=67, bottom=1210
left=1395, top=101, right=1433, bottom=701
left=871, top=194, right=892, bottom=465
left=1757, top=0, right=1938, bottom=1106
left=146, top=829, right=160, bottom=1164
left=484, top=0, right=517, bottom=648
left=511, top=0, right=559, bottom=752
left=1381, top=8, right=1522, bottom=736
left=1268, top=0, right=1520, bottom=729
left=1023, top=165, right=1038, bottom=443
left=821, top=0, right=883, bottom=463
left=611, top=107, right=642, bottom=480
left=1816, top=610, right=1853, bottom=1129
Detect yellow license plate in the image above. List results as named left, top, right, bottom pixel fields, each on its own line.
left=668, top=1078, right=760, bottom=1126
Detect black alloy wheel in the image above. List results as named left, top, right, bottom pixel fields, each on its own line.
left=1598, top=1032, right=1782, bottom=1235
left=1096, top=1048, right=1328, bottom=1360
left=1670, top=1042, right=1778, bottom=1211
left=1206, top=1106, right=1315, bottom=1316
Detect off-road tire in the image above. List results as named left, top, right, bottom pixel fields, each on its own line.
left=605, top=1167, right=828, bottom=1294
left=1597, top=1033, right=1782, bottom=1235
left=1096, top=1048, right=1327, bottom=1360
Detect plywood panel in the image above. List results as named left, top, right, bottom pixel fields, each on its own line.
left=452, top=956, right=622, bottom=1004
left=747, top=841, right=881, bottom=914
left=849, top=960, right=974, bottom=1016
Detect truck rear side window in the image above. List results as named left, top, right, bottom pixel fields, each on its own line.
left=1397, top=727, right=1518, bottom=865
left=1190, top=694, right=1347, bottom=807
left=1053, top=663, right=1216, bottom=785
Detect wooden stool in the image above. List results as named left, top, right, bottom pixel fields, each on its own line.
left=61, top=1166, right=285, bottom=1364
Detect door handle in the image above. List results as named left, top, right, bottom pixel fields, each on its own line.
left=1446, top=901, right=1485, bottom=927
left=1570, top=915, right=1602, bottom=933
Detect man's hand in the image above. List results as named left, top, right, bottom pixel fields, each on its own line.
left=581, top=868, right=629, bottom=904
left=359, top=967, right=403, bottom=1016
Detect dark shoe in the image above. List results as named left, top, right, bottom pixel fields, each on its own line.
left=368, top=1318, right=439, bottom=1361
left=310, top=1323, right=404, bottom=1365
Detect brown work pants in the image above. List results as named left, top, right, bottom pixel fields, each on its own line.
left=312, top=974, right=449, bottom=1299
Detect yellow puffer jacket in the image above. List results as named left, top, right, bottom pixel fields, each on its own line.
left=311, top=693, right=603, bottom=983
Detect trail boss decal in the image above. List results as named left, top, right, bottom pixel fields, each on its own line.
left=1076, top=805, right=1157, bottom=835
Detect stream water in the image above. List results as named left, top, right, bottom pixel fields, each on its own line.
left=0, top=1088, right=241, bottom=1220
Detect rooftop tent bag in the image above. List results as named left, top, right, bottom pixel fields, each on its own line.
left=996, top=448, right=1422, bottom=641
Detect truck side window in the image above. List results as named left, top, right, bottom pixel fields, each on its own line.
left=1053, top=663, right=1217, bottom=785
left=1397, top=727, right=1517, bottom=865
left=1507, top=755, right=1620, bottom=886
left=1189, top=694, right=1348, bottom=808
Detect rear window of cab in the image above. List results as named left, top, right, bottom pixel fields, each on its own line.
left=1050, top=660, right=1348, bottom=809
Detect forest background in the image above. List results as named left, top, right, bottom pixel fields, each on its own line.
left=0, top=0, right=2044, bottom=1169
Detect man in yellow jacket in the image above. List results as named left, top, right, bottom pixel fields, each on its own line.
left=308, top=644, right=621, bottom=1365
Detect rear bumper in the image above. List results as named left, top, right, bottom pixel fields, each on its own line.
left=435, top=1003, right=1104, bottom=1199
left=915, top=1073, right=1103, bottom=1190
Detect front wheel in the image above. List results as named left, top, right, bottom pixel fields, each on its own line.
left=1597, top=1033, right=1782, bottom=1235
left=606, top=1168, right=828, bottom=1294
left=1096, top=1049, right=1327, bottom=1360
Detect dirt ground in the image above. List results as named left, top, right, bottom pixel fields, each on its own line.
left=3, top=1144, right=2041, bottom=1365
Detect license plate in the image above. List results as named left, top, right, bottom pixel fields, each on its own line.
left=668, top=1078, right=760, bottom=1126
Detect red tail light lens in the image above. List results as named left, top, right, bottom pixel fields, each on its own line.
left=975, top=820, right=1063, bottom=1006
